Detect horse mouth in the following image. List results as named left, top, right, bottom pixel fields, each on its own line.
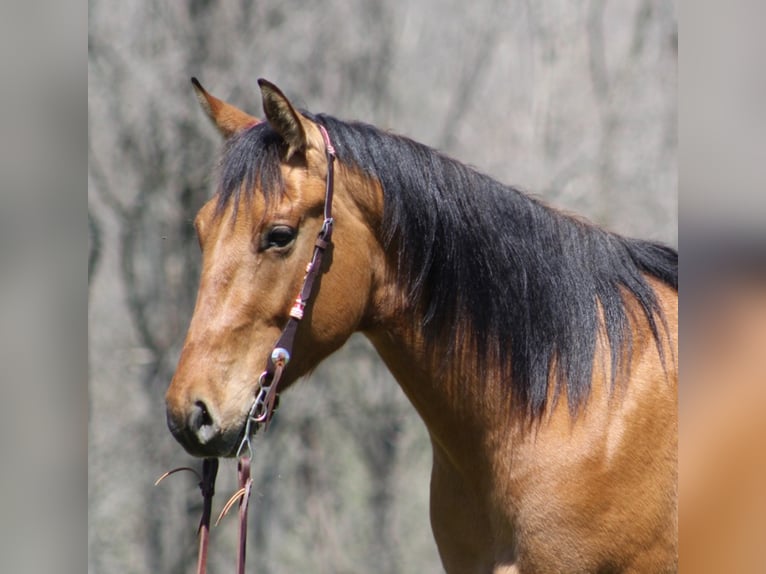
left=198, top=419, right=255, bottom=459
left=167, top=412, right=253, bottom=459
left=180, top=432, right=235, bottom=459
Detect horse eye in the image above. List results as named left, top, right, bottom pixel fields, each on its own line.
left=264, top=225, right=296, bottom=250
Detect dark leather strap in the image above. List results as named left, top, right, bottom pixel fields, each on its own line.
left=257, top=125, right=336, bottom=425
left=197, top=458, right=219, bottom=574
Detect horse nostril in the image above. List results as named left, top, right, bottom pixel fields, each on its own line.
left=189, top=400, right=218, bottom=445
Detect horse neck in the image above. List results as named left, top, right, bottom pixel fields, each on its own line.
left=363, top=316, right=510, bottom=472
left=350, top=186, right=513, bottom=469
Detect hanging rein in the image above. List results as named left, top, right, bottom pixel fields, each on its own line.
left=157, top=126, right=336, bottom=574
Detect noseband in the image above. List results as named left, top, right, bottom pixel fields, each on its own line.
left=158, top=125, right=337, bottom=574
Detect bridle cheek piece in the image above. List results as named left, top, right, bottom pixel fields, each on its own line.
left=238, top=123, right=336, bottom=454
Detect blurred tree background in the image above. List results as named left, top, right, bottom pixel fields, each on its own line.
left=88, top=1, right=676, bottom=572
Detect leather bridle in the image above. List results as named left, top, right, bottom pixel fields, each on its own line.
left=237, top=124, right=337, bottom=452
left=158, top=125, right=337, bottom=574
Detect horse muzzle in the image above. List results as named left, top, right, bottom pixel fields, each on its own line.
left=165, top=397, right=240, bottom=457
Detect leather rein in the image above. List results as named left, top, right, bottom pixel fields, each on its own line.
left=158, top=125, right=337, bottom=574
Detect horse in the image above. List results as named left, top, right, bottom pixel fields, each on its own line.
left=166, top=78, right=678, bottom=573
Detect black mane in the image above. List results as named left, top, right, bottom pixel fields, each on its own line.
left=217, top=114, right=677, bottom=420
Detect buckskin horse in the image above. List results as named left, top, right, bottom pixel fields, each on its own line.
left=165, top=79, right=678, bottom=573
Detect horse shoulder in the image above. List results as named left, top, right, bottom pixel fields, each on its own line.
left=497, top=282, right=678, bottom=571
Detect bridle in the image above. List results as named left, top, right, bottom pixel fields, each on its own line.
left=237, top=123, right=337, bottom=451
left=157, top=124, right=337, bottom=574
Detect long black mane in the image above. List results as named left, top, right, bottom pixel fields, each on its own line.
left=217, top=114, right=677, bottom=420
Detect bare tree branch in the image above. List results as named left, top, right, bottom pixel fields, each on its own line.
left=88, top=207, right=102, bottom=286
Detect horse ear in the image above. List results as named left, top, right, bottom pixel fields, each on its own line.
left=191, top=78, right=259, bottom=138
left=257, top=79, right=311, bottom=160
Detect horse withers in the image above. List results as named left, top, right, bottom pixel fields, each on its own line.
left=166, top=79, right=678, bottom=573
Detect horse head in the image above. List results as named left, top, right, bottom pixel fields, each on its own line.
left=165, top=79, right=384, bottom=457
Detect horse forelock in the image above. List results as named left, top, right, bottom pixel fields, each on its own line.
left=213, top=110, right=678, bottom=422
left=216, top=122, right=286, bottom=218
